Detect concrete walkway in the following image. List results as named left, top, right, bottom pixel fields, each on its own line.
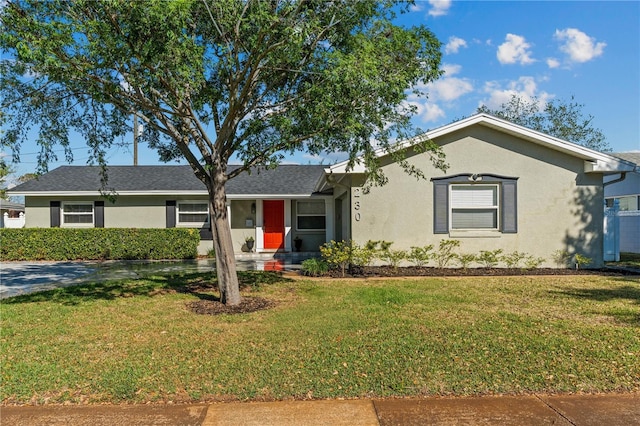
left=2, top=393, right=639, bottom=425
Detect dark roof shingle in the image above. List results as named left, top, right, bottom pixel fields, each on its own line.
left=10, top=165, right=328, bottom=196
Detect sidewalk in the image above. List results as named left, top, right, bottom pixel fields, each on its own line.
left=2, top=393, right=638, bottom=426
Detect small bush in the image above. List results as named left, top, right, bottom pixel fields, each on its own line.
left=352, top=240, right=379, bottom=267
left=456, top=253, right=477, bottom=269
left=477, top=249, right=503, bottom=268
left=407, top=245, right=433, bottom=267
left=301, top=258, right=329, bottom=277
left=524, top=255, right=545, bottom=270
left=574, top=254, right=592, bottom=270
left=552, top=250, right=571, bottom=268
left=502, top=251, right=528, bottom=268
left=320, top=240, right=353, bottom=277
left=0, top=228, right=200, bottom=261
left=381, top=249, right=407, bottom=270
left=433, top=239, right=460, bottom=268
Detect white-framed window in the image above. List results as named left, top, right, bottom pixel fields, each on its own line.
left=177, top=201, right=209, bottom=226
left=450, top=184, right=499, bottom=230
left=61, top=202, right=94, bottom=227
left=296, top=200, right=326, bottom=230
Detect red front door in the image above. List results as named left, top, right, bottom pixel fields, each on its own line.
left=263, top=200, right=285, bottom=250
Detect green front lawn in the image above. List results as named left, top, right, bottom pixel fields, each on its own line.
left=1, top=272, right=639, bottom=404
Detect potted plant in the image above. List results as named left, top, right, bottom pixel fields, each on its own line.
left=294, top=236, right=303, bottom=252
left=245, top=236, right=255, bottom=252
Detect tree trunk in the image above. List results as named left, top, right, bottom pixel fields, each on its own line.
left=209, top=171, right=241, bottom=306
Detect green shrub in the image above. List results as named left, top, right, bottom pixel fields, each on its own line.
left=456, top=253, right=477, bottom=269
left=552, top=250, right=571, bottom=268
left=477, top=249, right=503, bottom=268
left=524, top=255, right=545, bottom=270
left=0, top=228, right=200, bottom=261
left=502, top=251, right=528, bottom=268
left=407, top=245, right=433, bottom=267
left=320, top=240, right=353, bottom=277
left=433, top=239, right=460, bottom=268
left=300, top=258, right=329, bottom=277
left=380, top=248, right=407, bottom=270
left=574, top=254, right=592, bottom=270
left=352, top=240, right=379, bottom=267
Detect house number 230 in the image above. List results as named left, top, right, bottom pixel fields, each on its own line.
left=353, top=188, right=361, bottom=221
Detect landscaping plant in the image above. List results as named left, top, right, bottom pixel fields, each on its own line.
left=456, top=253, right=477, bottom=269
left=552, top=250, right=572, bottom=268
left=433, top=239, right=461, bottom=268
left=501, top=251, right=528, bottom=268
left=301, top=258, right=329, bottom=277
left=476, top=249, right=503, bottom=268
left=407, top=245, right=433, bottom=267
left=574, top=254, right=593, bottom=270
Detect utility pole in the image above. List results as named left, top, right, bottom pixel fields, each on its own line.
left=133, top=113, right=138, bottom=166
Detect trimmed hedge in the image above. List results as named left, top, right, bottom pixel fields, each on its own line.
left=0, top=228, right=200, bottom=261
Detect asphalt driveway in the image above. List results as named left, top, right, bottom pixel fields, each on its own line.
left=0, top=260, right=214, bottom=299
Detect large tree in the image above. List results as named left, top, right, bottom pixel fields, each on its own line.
left=477, top=94, right=610, bottom=152
left=0, top=160, right=12, bottom=200
left=1, top=0, right=444, bottom=305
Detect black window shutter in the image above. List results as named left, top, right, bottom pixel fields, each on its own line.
left=166, top=200, right=176, bottom=228
left=94, top=201, right=104, bottom=228
left=501, top=181, right=517, bottom=233
left=50, top=201, right=60, bottom=227
left=433, top=182, right=449, bottom=234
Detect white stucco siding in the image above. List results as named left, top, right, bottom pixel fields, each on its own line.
left=350, top=126, right=605, bottom=267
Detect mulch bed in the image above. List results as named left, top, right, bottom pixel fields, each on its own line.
left=187, top=297, right=274, bottom=315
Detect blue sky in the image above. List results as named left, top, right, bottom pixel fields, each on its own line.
left=5, top=0, right=640, bottom=181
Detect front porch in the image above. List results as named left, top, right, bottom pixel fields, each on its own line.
left=226, top=197, right=334, bottom=254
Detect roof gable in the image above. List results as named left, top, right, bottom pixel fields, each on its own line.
left=328, top=113, right=635, bottom=174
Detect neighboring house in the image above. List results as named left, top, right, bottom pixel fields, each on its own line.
left=605, top=152, right=640, bottom=253
left=0, top=200, right=25, bottom=228
left=9, top=114, right=635, bottom=266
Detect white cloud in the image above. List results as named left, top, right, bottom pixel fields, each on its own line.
left=445, top=36, right=467, bottom=54
left=421, top=102, right=447, bottom=122
left=481, top=76, right=553, bottom=109
left=430, top=77, right=473, bottom=102
left=546, top=58, right=560, bottom=69
left=413, top=63, right=474, bottom=103
left=406, top=63, right=473, bottom=125
left=428, top=0, right=451, bottom=17
left=497, top=34, right=535, bottom=65
left=409, top=3, right=424, bottom=12
left=554, top=28, right=606, bottom=63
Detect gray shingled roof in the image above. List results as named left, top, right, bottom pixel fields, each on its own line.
left=10, top=165, right=328, bottom=196
left=613, top=152, right=640, bottom=166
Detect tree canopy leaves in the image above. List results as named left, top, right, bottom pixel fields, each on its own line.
left=1, top=0, right=444, bottom=181
left=477, top=94, right=610, bottom=152
left=1, top=0, right=444, bottom=305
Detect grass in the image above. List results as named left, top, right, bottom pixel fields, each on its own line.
left=1, top=272, right=639, bottom=404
